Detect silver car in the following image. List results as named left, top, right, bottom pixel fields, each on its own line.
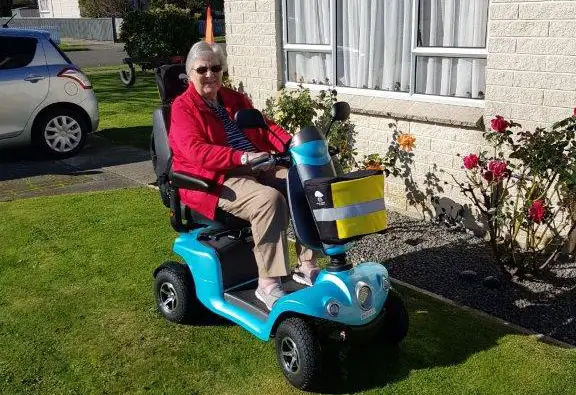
left=0, top=28, right=99, bottom=158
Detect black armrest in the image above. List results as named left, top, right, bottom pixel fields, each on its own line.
left=169, top=171, right=212, bottom=191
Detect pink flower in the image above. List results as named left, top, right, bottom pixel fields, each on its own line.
left=490, top=116, right=510, bottom=133
left=487, top=160, right=508, bottom=181
left=529, top=200, right=546, bottom=224
left=463, top=154, right=479, bottom=170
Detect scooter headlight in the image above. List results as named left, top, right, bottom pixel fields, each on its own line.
left=326, top=300, right=340, bottom=317
left=356, top=282, right=373, bottom=311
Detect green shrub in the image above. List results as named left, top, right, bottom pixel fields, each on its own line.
left=79, top=0, right=131, bottom=18
left=263, top=85, right=357, bottom=172
left=119, top=5, right=199, bottom=59
left=147, top=0, right=206, bottom=13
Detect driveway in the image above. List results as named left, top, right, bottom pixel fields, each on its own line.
left=64, top=40, right=127, bottom=68
left=0, top=134, right=156, bottom=202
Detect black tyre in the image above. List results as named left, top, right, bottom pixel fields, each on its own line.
left=119, top=64, right=135, bottom=87
left=275, top=317, right=322, bottom=391
left=33, top=107, right=88, bottom=159
left=380, top=289, right=409, bottom=344
left=154, top=262, right=200, bottom=324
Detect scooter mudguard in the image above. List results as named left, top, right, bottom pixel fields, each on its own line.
left=173, top=231, right=390, bottom=341
left=267, top=263, right=390, bottom=334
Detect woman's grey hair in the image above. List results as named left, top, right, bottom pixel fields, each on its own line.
left=185, top=41, right=228, bottom=75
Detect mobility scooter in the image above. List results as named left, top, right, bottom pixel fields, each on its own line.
left=150, top=64, right=409, bottom=391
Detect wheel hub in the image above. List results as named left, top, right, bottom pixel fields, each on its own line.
left=44, top=115, right=81, bottom=153
left=159, top=282, right=179, bottom=313
left=280, top=337, right=300, bottom=374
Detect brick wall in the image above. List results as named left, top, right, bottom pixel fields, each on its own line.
left=224, top=0, right=576, bottom=220
left=351, top=113, right=486, bottom=218
left=224, top=0, right=282, bottom=109
left=486, top=0, right=576, bottom=130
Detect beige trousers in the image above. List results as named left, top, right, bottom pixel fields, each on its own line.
left=218, top=167, right=315, bottom=278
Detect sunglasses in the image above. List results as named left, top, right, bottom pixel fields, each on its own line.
left=193, top=64, right=223, bottom=74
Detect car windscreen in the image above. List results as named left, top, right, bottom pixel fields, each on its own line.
left=0, top=36, right=37, bottom=70
left=48, top=38, right=73, bottom=65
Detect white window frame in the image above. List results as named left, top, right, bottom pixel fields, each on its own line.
left=38, top=0, right=52, bottom=13
left=281, top=0, right=487, bottom=108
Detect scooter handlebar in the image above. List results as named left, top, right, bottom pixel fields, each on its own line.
left=248, top=153, right=291, bottom=169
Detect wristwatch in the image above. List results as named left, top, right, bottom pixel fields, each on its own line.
left=240, top=152, right=249, bottom=165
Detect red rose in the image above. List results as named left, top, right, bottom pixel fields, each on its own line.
left=463, top=154, right=479, bottom=170
left=490, top=116, right=510, bottom=133
left=529, top=200, right=546, bottom=224
left=573, top=107, right=576, bottom=117
left=487, top=160, right=508, bottom=181
left=482, top=171, right=493, bottom=182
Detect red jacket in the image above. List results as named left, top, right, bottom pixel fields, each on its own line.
left=168, top=84, right=292, bottom=220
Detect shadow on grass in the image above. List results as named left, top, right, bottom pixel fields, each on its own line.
left=172, top=283, right=511, bottom=394
left=98, top=126, right=151, bottom=150
left=312, top=283, right=511, bottom=394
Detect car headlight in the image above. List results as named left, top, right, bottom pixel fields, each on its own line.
left=356, top=282, right=373, bottom=311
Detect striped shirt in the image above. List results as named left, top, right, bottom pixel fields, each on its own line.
left=206, top=99, right=258, bottom=152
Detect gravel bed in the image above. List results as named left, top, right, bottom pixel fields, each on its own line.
left=292, top=211, right=576, bottom=346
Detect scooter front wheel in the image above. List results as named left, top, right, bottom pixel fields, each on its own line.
left=275, top=317, right=322, bottom=391
left=154, top=262, right=200, bottom=324
left=380, top=289, right=409, bottom=344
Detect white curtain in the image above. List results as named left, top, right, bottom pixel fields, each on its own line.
left=337, top=0, right=412, bottom=91
left=287, top=0, right=332, bottom=84
left=417, top=0, right=488, bottom=98
left=289, top=0, right=487, bottom=98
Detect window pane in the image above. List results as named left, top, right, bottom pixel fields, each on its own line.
left=39, top=0, right=49, bottom=11
left=418, top=0, right=488, bottom=48
left=415, top=56, right=486, bottom=99
left=0, top=37, right=38, bottom=70
left=336, top=0, right=412, bottom=91
left=287, top=52, right=333, bottom=85
left=287, top=0, right=330, bottom=44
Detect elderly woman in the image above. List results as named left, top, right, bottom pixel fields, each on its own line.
left=168, top=41, right=319, bottom=310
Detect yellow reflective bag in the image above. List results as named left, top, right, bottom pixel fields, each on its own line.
left=303, top=169, right=388, bottom=244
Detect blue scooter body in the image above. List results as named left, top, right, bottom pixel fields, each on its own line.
left=174, top=231, right=390, bottom=341
left=171, top=123, right=391, bottom=340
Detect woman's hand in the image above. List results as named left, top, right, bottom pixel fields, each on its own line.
left=246, top=152, right=274, bottom=171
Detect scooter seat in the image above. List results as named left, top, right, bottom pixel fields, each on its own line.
left=181, top=204, right=250, bottom=230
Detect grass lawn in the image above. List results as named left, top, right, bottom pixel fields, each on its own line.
left=59, top=43, right=90, bottom=52
left=1, top=188, right=575, bottom=395
left=86, top=66, right=160, bottom=150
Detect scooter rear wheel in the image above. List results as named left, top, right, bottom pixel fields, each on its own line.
left=154, top=263, right=200, bottom=324
left=275, top=317, right=322, bottom=391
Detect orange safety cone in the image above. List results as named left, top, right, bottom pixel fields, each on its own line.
left=204, top=5, right=214, bottom=44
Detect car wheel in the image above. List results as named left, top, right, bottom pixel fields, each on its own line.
left=34, top=108, right=88, bottom=159
left=275, top=317, right=322, bottom=391
left=380, top=289, right=409, bottom=344
left=154, top=262, right=201, bottom=324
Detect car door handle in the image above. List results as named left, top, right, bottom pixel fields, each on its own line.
left=24, top=75, right=46, bottom=83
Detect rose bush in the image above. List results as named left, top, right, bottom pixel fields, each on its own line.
left=450, top=108, right=576, bottom=278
